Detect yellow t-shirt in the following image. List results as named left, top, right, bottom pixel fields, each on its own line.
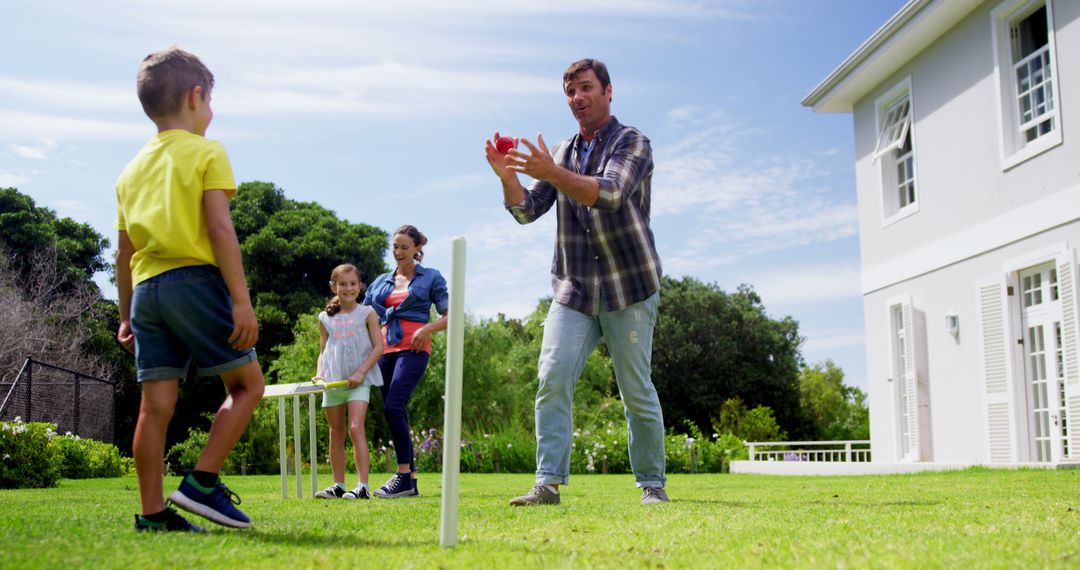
left=115, top=130, right=237, bottom=285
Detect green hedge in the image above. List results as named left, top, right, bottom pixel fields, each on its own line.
left=0, top=418, right=132, bottom=489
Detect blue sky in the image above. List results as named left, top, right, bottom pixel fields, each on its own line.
left=0, top=0, right=909, bottom=390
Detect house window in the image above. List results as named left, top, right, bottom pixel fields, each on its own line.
left=874, top=79, right=917, bottom=225
left=992, top=0, right=1062, bottom=169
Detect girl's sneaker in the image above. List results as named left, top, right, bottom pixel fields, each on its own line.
left=343, top=484, right=370, bottom=500
left=315, top=484, right=347, bottom=499
left=168, top=474, right=251, bottom=528
left=374, top=473, right=417, bottom=498
left=134, top=507, right=206, bottom=532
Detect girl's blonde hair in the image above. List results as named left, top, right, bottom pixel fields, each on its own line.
left=325, top=264, right=363, bottom=316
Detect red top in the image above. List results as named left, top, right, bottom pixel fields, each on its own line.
left=383, top=290, right=430, bottom=354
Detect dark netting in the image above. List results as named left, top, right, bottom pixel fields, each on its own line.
left=0, top=358, right=117, bottom=443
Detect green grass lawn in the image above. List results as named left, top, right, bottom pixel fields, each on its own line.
left=1, top=468, right=1077, bottom=568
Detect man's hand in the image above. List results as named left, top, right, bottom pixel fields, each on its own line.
left=229, top=301, right=259, bottom=351
left=484, top=131, right=519, bottom=181
left=117, top=320, right=135, bottom=354
left=508, top=134, right=557, bottom=182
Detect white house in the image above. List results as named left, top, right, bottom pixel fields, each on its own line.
left=802, top=0, right=1080, bottom=467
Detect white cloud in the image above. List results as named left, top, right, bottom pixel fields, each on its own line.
left=0, top=110, right=148, bottom=141
left=0, top=78, right=130, bottom=113
left=747, top=266, right=862, bottom=305
left=803, top=332, right=865, bottom=352
left=8, top=144, right=48, bottom=160
left=423, top=212, right=557, bottom=319
left=653, top=109, right=857, bottom=272
left=0, top=171, right=30, bottom=187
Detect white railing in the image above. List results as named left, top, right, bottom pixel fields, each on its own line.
left=746, top=440, right=871, bottom=463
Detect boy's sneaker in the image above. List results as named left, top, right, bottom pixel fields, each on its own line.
left=641, top=487, right=670, bottom=505
left=343, top=484, right=370, bottom=500
left=134, top=507, right=205, bottom=533
left=315, top=484, right=347, bottom=499
left=374, top=473, right=417, bottom=498
left=168, top=474, right=251, bottom=528
left=509, top=484, right=560, bottom=506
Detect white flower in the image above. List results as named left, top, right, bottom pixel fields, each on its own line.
left=685, top=437, right=695, bottom=446
left=712, top=433, right=719, bottom=439
left=13, top=417, right=21, bottom=423
left=506, top=443, right=512, bottom=449
left=65, top=431, right=73, bottom=436
left=483, top=433, right=490, bottom=438
left=606, top=429, right=613, bottom=435
left=2, top=454, right=8, bottom=460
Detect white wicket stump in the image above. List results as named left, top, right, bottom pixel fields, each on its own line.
left=440, top=237, right=467, bottom=548
left=261, top=382, right=329, bottom=499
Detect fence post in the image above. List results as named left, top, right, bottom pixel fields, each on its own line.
left=845, top=442, right=852, bottom=463
left=26, top=356, right=32, bottom=421
left=73, top=372, right=81, bottom=436
left=748, top=442, right=756, bottom=461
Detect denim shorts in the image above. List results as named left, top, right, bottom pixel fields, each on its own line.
left=131, top=265, right=258, bottom=382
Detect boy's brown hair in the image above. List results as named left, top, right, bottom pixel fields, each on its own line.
left=137, top=47, right=214, bottom=119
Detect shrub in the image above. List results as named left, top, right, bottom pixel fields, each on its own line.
left=0, top=418, right=62, bottom=489
left=53, top=433, right=131, bottom=478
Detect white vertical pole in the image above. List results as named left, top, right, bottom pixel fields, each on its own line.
left=293, top=396, right=303, bottom=498
left=278, top=398, right=287, bottom=498
left=309, top=393, right=318, bottom=497
left=440, top=237, right=466, bottom=548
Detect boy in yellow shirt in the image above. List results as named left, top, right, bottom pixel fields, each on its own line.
left=115, top=47, right=265, bottom=532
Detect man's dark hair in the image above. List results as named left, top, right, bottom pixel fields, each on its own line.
left=563, top=59, right=610, bottom=93
left=137, top=47, right=214, bottom=119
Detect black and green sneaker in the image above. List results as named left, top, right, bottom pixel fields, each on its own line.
left=134, top=507, right=206, bottom=532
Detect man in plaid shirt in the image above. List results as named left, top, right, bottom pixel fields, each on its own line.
left=484, top=58, right=669, bottom=506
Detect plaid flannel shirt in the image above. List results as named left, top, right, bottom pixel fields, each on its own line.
left=508, top=116, right=662, bottom=315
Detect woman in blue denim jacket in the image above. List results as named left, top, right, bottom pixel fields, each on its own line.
left=363, top=225, right=449, bottom=498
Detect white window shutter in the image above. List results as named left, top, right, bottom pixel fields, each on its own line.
left=912, top=306, right=933, bottom=461
left=1055, top=255, right=1079, bottom=459
left=901, top=300, right=919, bottom=459
left=978, top=282, right=1013, bottom=463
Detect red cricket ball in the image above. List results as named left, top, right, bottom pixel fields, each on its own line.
left=495, top=136, right=515, bottom=154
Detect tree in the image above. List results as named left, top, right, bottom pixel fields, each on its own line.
left=230, top=181, right=390, bottom=364
left=0, top=187, right=109, bottom=286
left=651, top=276, right=807, bottom=438
left=799, top=360, right=870, bottom=440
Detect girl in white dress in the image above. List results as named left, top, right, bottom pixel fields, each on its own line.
left=313, top=264, right=384, bottom=500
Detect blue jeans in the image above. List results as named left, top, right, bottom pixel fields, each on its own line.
left=378, top=350, right=430, bottom=470
left=534, top=292, right=666, bottom=488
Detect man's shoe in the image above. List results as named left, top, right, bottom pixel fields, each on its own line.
left=374, top=473, right=416, bottom=498
left=168, top=474, right=251, bottom=528
left=641, top=487, right=670, bottom=505
left=315, top=484, right=347, bottom=499
left=343, top=484, right=370, bottom=500
left=509, top=484, right=560, bottom=506
left=134, top=507, right=205, bottom=532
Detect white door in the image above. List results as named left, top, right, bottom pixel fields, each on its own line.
left=1018, top=264, right=1069, bottom=462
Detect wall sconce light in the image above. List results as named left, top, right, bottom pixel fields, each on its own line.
left=945, top=311, right=960, bottom=339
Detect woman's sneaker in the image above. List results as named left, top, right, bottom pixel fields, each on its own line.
left=134, top=507, right=205, bottom=532
left=168, top=474, right=251, bottom=528
left=374, top=473, right=417, bottom=498
left=343, top=484, right=370, bottom=500
left=315, top=484, right=347, bottom=499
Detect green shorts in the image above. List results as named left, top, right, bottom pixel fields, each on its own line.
left=321, top=384, right=371, bottom=408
